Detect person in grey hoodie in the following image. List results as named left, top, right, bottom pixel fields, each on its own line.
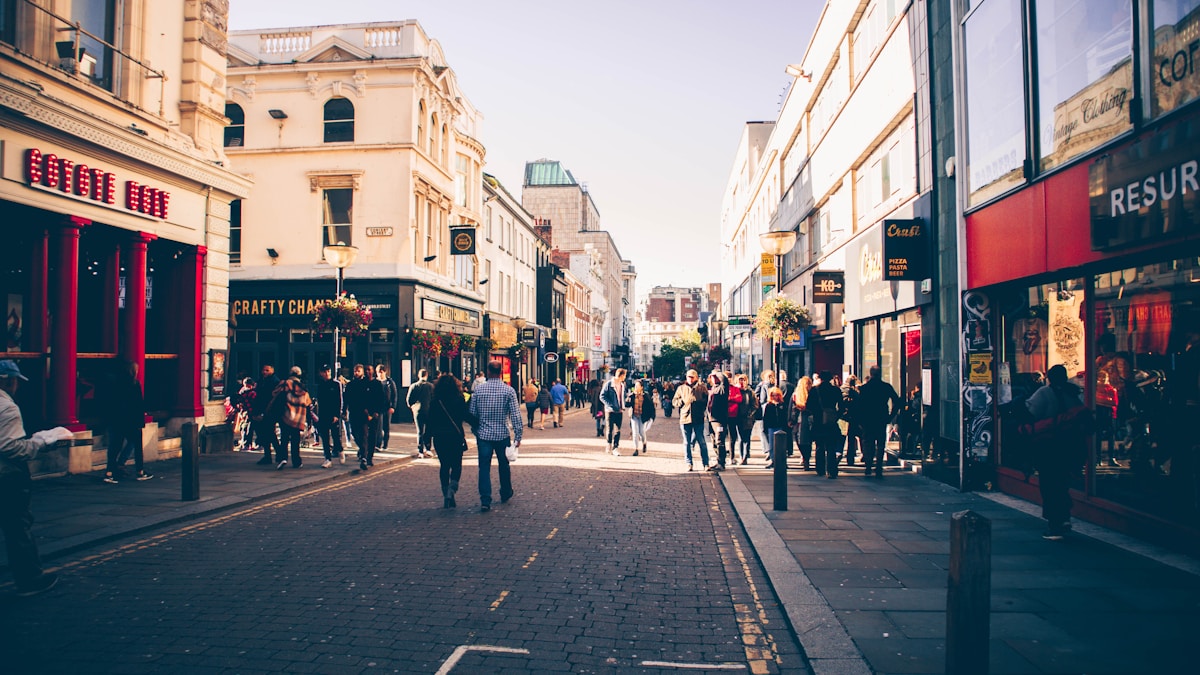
left=0, top=360, right=70, bottom=596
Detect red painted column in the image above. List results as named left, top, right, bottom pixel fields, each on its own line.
left=176, top=246, right=206, bottom=417
left=102, top=245, right=121, bottom=353
left=122, top=232, right=156, bottom=388
left=30, top=228, right=49, bottom=355
left=50, top=216, right=89, bottom=429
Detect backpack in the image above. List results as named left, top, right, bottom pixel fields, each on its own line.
left=1018, top=387, right=1095, bottom=440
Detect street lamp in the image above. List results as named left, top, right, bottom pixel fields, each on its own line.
left=759, top=230, right=797, bottom=373
left=323, top=243, right=359, bottom=375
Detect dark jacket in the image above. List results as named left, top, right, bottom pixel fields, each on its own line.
left=428, top=388, right=476, bottom=439
left=345, top=377, right=387, bottom=421
left=381, top=376, right=398, bottom=409
left=625, top=389, right=656, bottom=422
left=251, top=373, right=280, bottom=418
left=857, top=377, right=902, bottom=426
left=807, top=381, right=845, bottom=437
left=706, top=374, right=730, bottom=424
left=406, top=380, right=433, bottom=416
left=761, top=400, right=789, bottom=429
left=316, top=378, right=344, bottom=424
left=735, top=386, right=758, bottom=431
left=106, top=370, right=146, bottom=430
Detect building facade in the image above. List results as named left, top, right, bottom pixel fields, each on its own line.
left=634, top=286, right=710, bottom=376
left=223, top=21, right=485, bottom=407
left=0, top=0, right=251, bottom=473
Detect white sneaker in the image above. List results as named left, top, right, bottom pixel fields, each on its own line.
left=276, top=460, right=287, bottom=470
left=612, top=448, right=620, bottom=456
left=321, top=460, right=333, bottom=469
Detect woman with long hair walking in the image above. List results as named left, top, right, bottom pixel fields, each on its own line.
left=428, top=373, right=476, bottom=508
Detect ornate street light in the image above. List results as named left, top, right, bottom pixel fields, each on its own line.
left=759, top=230, right=797, bottom=372
left=323, top=243, right=358, bottom=375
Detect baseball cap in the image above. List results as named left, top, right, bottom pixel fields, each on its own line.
left=0, top=359, right=29, bottom=381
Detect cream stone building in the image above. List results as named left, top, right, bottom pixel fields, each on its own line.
left=223, top=21, right=486, bottom=394
left=0, top=0, right=251, bottom=474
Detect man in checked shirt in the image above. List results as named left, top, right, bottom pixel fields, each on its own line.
left=468, top=360, right=523, bottom=512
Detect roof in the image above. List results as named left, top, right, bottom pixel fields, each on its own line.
left=524, top=159, right=577, bottom=187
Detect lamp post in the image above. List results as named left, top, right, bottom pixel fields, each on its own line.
left=713, top=318, right=728, bottom=369
left=512, top=317, right=527, bottom=384
left=323, top=244, right=359, bottom=376
left=759, top=230, right=798, bottom=374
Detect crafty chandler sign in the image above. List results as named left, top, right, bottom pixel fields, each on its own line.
left=24, top=148, right=171, bottom=219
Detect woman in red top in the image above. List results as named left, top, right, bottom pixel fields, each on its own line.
left=1096, top=371, right=1120, bottom=467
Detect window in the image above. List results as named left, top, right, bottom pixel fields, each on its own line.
left=485, top=205, right=493, bottom=240
left=322, top=189, right=352, bottom=248
left=1149, top=0, right=1200, bottom=117
left=0, top=0, right=16, bottom=45
left=224, top=103, right=245, bottom=147
left=455, top=254, right=475, bottom=291
left=455, top=155, right=470, bottom=207
left=442, top=124, right=449, bottom=166
left=229, top=199, right=242, bottom=265
left=74, top=0, right=118, bottom=91
left=429, top=113, right=438, bottom=157
left=424, top=201, right=435, bottom=266
left=1035, top=0, right=1133, bottom=171
left=417, top=100, right=426, bottom=149
left=323, top=97, right=354, bottom=143
left=963, top=0, right=1027, bottom=205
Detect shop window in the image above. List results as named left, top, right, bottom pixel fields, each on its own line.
left=1092, top=257, right=1200, bottom=528
left=229, top=199, right=242, bottom=265
left=322, top=188, right=352, bottom=248
left=323, top=97, right=355, bottom=143
left=1035, top=0, right=1133, bottom=171
left=224, top=103, right=245, bottom=147
left=1149, top=0, right=1200, bottom=117
left=963, top=0, right=1027, bottom=205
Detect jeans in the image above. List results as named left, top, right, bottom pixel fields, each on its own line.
left=107, top=425, right=144, bottom=474
left=433, top=433, right=465, bottom=498
left=0, top=470, right=44, bottom=587
left=280, top=425, right=303, bottom=466
left=381, top=411, right=391, bottom=450
left=476, top=438, right=512, bottom=507
left=605, top=411, right=624, bottom=448
left=814, top=426, right=842, bottom=477
left=861, top=424, right=887, bottom=475
left=254, top=419, right=281, bottom=461
left=353, top=416, right=382, bottom=463
left=526, top=402, right=537, bottom=427
left=630, top=416, right=652, bottom=448
left=681, top=422, right=710, bottom=467
left=414, top=412, right=431, bottom=453
left=318, top=419, right=343, bottom=461
left=732, top=424, right=752, bottom=462
left=710, top=421, right=728, bottom=467
left=765, top=427, right=787, bottom=462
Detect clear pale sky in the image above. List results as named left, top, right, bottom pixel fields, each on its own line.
left=229, top=0, right=823, bottom=295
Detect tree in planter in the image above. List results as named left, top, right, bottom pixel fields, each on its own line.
left=754, top=296, right=812, bottom=342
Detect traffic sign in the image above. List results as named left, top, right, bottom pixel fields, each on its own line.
left=544, top=352, right=559, bottom=363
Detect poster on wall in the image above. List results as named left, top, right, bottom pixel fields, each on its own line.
left=6, top=294, right=22, bottom=352
left=966, top=319, right=991, bottom=352
left=1048, top=291, right=1086, bottom=377
left=969, top=353, right=993, bottom=384
left=208, top=349, right=228, bottom=400
left=998, top=362, right=1012, bottom=404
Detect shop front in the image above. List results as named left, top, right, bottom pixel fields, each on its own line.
left=845, top=214, right=935, bottom=470
left=0, top=134, right=247, bottom=475
left=964, top=106, right=1200, bottom=542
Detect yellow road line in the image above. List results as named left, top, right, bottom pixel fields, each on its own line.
left=488, top=590, right=510, bottom=611
left=546, top=528, right=558, bottom=539
left=522, top=552, right=539, bottom=569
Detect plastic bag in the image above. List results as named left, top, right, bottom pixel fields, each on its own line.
left=506, top=444, right=519, bottom=462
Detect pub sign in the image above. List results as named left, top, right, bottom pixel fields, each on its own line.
left=882, top=218, right=929, bottom=281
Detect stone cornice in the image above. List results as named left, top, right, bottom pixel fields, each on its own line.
left=0, top=77, right=252, bottom=198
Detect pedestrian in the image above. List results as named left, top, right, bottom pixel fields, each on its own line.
left=428, top=373, right=477, bottom=508
left=346, top=364, right=386, bottom=471
left=625, top=380, right=655, bottom=456
left=315, top=364, right=345, bottom=468
left=841, top=375, right=863, bottom=466
left=705, top=371, right=730, bottom=471
left=468, top=360, right=523, bottom=512
left=672, top=369, right=710, bottom=471
left=733, top=373, right=758, bottom=465
left=550, top=378, right=569, bottom=428
left=588, top=379, right=604, bottom=437
left=857, top=365, right=902, bottom=478
left=250, top=364, right=281, bottom=466
left=600, top=368, right=628, bottom=455
left=233, top=377, right=257, bottom=451
left=790, top=376, right=814, bottom=470
left=406, top=368, right=434, bottom=458
left=522, top=379, right=539, bottom=428
left=376, top=364, right=398, bottom=453
left=661, top=380, right=674, bottom=418
left=808, top=370, right=846, bottom=478
left=754, top=370, right=777, bottom=459
left=536, top=381, right=552, bottom=430
left=0, top=359, right=72, bottom=596
left=272, top=366, right=311, bottom=470
left=101, top=360, right=152, bottom=484
left=778, top=370, right=795, bottom=406
left=761, top=386, right=789, bottom=469
left=1025, top=364, right=1086, bottom=540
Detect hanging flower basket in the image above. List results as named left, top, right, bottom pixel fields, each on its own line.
left=753, top=296, right=811, bottom=341
left=412, top=329, right=441, bottom=357
left=475, top=336, right=494, bottom=353
left=458, top=335, right=476, bottom=353
left=311, top=293, right=373, bottom=338
left=441, top=333, right=461, bottom=358
left=708, top=345, right=732, bottom=363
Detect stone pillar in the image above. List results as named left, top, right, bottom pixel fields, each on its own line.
left=50, top=216, right=88, bottom=429
left=177, top=246, right=207, bottom=417
left=122, top=232, right=156, bottom=387
left=180, top=0, right=232, bottom=159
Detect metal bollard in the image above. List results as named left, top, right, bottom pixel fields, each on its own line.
left=946, top=509, right=991, bottom=674
left=773, top=430, right=789, bottom=511
left=182, top=421, right=200, bottom=501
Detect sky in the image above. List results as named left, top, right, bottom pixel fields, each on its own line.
left=229, top=0, right=824, bottom=298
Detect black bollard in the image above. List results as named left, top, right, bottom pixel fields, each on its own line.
left=946, top=509, right=991, bottom=674
left=773, top=430, right=789, bottom=511
left=182, top=421, right=200, bottom=501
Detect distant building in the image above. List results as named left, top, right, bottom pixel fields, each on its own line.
left=633, top=286, right=710, bottom=374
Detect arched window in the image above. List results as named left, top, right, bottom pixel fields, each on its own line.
left=323, top=97, right=354, bottom=143
left=224, top=103, right=245, bottom=147
left=441, top=124, right=448, bottom=165
left=417, top=100, right=426, bottom=150
left=429, top=113, right=438, bottom=157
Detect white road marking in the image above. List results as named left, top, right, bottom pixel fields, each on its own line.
left=435, top=645, right=531, bottom=674
left=639, top=661, right=746, bottom=670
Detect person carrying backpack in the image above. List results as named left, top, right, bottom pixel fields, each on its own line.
left=1024, top=364, right=1087, bottom=540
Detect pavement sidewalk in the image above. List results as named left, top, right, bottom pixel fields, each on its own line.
left=720, top=460, right=1200, bottom=675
